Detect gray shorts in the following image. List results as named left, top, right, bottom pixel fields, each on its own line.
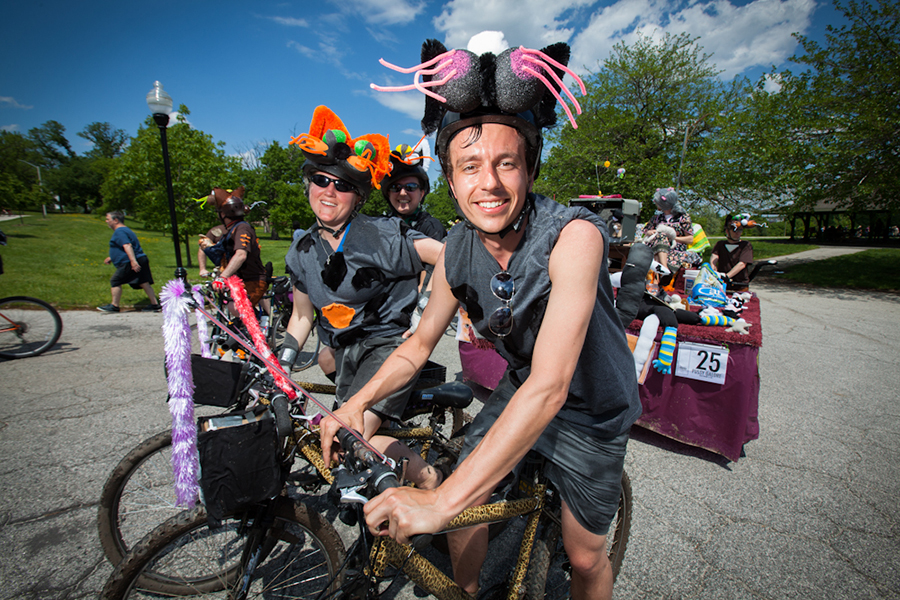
left=458, top=374, right=629, bottom=536
left=333, top=335, right=416, bottom=421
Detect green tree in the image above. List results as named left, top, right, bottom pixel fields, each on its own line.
left=424, top=174, right=458, bottom=229
left=241, top=140, right=312, bottom=237
left=27, top=120, right=75, bottom=168
left=0, top=131, right=43, bottom=211
left=760, top=0, right=900, bottom=212
left=78, top=122, right=128, bottom=159
left=538, top=32, right=744, bottom=220
left=101, top=106, right=242, bottom=265
left=45, top=156, right=105, bottom=213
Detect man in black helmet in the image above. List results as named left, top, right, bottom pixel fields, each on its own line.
left=201, top=186, right=268, bottom=306
left=320, top=34, right=641, bottom=600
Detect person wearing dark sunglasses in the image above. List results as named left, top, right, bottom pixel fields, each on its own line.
left=320, top=34, right=641, bottom=600
left=383, top=142, right=447, bottom=312
left=279, top=106, right=444, bottom=492
left=382, top=143, right=446, bottom=243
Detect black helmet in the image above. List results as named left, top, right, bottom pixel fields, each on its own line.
left=435, top=107, right=543, bottom=178
left=383, top=143, right=430, bottom=196
left=210, top=186, right=245, bottom=221
left=291, top=106, right=391, bottom=201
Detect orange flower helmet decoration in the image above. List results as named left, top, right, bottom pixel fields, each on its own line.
left=290, top=106, right=391, bottom=200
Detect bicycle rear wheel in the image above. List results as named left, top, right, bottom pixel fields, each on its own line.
left=0, top=296, right=62, bottom=359
left=100, top=499, right=345, bottom=599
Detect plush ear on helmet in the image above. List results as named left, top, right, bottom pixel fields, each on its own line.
left=534, top=42, right=570, bottom=129
left=421, top=39, right=449, bottom=135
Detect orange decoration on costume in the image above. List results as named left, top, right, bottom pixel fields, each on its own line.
left=321, top=302, right=356, bottom=329
left=289, top=106, right=392, bottom=190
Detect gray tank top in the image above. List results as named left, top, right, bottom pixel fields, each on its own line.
left=444, top=194, right=641, bottom=436
left=285, top=215, right=424, bottom=349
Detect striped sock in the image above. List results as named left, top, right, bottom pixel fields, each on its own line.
left=701, top=314, right=734, bottom=327
left=652, top=326, right=678, bottom=374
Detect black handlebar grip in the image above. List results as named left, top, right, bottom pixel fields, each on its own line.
left=271, top=394, right=293, bottom=439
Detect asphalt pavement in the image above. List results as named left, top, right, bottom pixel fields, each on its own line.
left=0, top=248, right=898, bottom=599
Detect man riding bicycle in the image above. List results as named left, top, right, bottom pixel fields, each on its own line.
left=320, top=32, right=642, bottom=600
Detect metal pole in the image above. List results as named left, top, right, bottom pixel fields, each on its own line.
left=677, top=126, right=689, bottom=190
left=153, top=113, right=187, bottom=281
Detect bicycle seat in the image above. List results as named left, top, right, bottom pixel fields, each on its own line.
left=398, top=382, right=474, bottom=423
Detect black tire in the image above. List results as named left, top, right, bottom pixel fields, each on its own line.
left=523, top=470, right=632, bottom=600
left=100, top=499, right=346, bottom=599
left=98, top=431, right=178, bottom=569
left=0, top=296, right=62, bottom=359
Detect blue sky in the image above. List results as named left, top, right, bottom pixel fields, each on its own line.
left=1, top=0, right=847, bottom=161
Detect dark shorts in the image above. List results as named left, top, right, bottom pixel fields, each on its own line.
left=333, top=335, right=416, bottom=421
left=458, top=374, right=629, bottom=536
left=110, top=255, right=154, bottom=289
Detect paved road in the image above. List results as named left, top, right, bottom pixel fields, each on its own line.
left=1, top=261, right=898, bottom=598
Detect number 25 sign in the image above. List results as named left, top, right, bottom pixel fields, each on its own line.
left=675, top=342, right=729, bottom=384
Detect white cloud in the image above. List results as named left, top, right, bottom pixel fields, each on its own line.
left=331, top=0, right=426, bottom=25
left=0, top=96, right=33, bottom=110
left=287, top=39, right=345, bottom=68
left=762, top=72, right=784, bottom=93
left=431, top=0, right=815, bottom=80
left=1, top=124, right=19, bottom=132
left=570, top=0, right=815, bottom=78
left=267, top=16, right=309, bottom=27
left=434, top=0, right=593, bottom=49
left=369, top=90, right=424, bottom=120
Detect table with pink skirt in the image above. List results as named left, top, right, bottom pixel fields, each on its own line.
left=459, top=294, right=763, bottom=462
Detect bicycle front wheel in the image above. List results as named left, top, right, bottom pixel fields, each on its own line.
left=98, top=431, right=178, bottom=568
left=0, top=296, right=62, bottom=359
left=100, top=499, right=346, bottom=599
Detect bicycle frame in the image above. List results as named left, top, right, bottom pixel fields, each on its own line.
left=368, top=488, right=546, bottom=600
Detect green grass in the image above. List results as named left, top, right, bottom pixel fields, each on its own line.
left=0, top=214, right=894, bottom=309
left=0, top=213, right=294, bottom=309
left=774, top=248, right=900, bottom=291
left=698, top=239, right=819, bottom=263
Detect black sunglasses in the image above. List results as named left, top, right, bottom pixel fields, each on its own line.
left=309, top=173, right=357, bottom=194
left=389, top=182, right=422, bottom=194
left=488, top=271, right=515, bottom=337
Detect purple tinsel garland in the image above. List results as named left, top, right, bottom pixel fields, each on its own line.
left=161, top=278, right=200, bottom=506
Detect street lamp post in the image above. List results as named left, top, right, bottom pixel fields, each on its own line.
left=146, top=80, right=187, bottom=281
left=18, top=159, right=46, bottom=217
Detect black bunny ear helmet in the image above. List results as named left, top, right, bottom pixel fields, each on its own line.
left=371, top=32, right=586, bottom=172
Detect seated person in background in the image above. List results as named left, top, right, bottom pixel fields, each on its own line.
left=279, top=105, right=444, bottom=489
left=639, top=188, right=700, bottom=277
left=197, top=223, right=226, bottom=278
left=711, top=214, right=754, bottom=291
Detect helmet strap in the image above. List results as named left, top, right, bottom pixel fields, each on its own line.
left=313, top=210, right=356, bottom=239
